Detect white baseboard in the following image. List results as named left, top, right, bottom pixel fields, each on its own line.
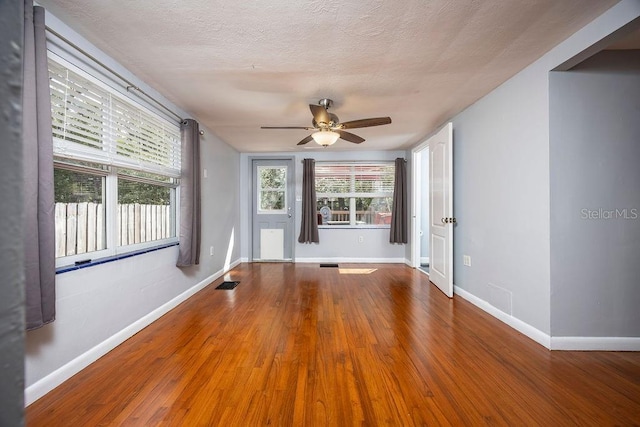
left=420, top=256, right=429, bottom=264
left=25, top=258, right=242, bottom=406
left=453, top=285, right=551, bottom=349
left=454, top=285, right=640, bottom=351
left=551, top=336, right=640, bottom=351
left=295, top=257, right=407, bottom=264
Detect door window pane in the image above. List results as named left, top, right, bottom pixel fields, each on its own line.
left=257, top=166, right=286, bottom=213
left=260, top=190, right=285, bottom=211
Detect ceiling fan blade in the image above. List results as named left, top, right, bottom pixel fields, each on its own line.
left=340, top=117, right=392, bottom=129
left=261, top=126, right=313, bottom=130
left=309, top=104, right=331, bottom=125
left=337, top=130, right=365, bottom=144
left=297, top=135, right=314, bottom=146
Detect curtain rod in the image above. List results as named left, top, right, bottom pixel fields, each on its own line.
left=46, top=26, right=184, bottom=123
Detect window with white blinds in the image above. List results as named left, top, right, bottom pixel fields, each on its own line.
left=49, top=59, right=181, bottom=178
left=315, top=162, right=395, bottom=227
left=315, top=163, right=395, bottom=196
left=48, top=55, right=180, bottom=267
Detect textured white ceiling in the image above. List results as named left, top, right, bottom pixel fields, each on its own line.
left=40, top=0, right=618, bottom=152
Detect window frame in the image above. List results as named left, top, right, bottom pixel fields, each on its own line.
left=315, top=162, right=395, bottom=229
left=256, top=165, right=288, bottom=215
left=49, top=54, right=181, bottom=268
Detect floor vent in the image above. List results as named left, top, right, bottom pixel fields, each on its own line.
left=216, top=281, right=239, bottom=290
left=319, top=263, right=339, bottom=268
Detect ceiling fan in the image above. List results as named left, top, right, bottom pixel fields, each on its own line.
left=261, top=98, right=392, bottom=147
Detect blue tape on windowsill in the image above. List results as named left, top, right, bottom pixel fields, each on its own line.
left=55, top=242, right=179, bottom=274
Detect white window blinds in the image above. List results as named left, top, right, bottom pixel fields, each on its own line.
left=315, top=163, right=395, bottom=196
left=49, top=59, right=181, bottom=177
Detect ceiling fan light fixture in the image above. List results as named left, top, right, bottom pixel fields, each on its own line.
left=312, top=130, right=340, bottom=147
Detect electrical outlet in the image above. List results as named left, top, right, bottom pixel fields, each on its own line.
left=463, top=255, right=471, bottom=266
left=358, top=235, right=364, bottom=243
left=209, top=246, right=214, bottom=256
left=203, top=168, right=208, bottom=178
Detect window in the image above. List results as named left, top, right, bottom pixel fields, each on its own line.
left=315, top=162, right=395, bottom=227
left=54, top=164, right=106, bottom=257
left=257, top=166, right=287, bottom=213
left=49, top=55, right=180, bottom=266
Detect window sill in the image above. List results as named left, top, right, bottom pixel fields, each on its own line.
left=318, top=225, right=391, bottom=230
left=55, top=242, right=179, bottom=274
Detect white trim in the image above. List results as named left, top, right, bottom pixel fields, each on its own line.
left=454, top=285, right=640, bottom=351
left=25, top=258, right=242, bottom=406
left=453, top=285, right=551, bottom=349
left=550, top=337, right=640, bottom=351
left=295, top=257, right=407, bottom=264
left=420, top=257, right=430, bottom=264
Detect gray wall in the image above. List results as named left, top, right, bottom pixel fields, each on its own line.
left=550, top=49, right=640, bottom=337
left=25, top=10, right=241, bottom=401
left=439, top=1, right=640, bottom=336
left=0, top=0, right=25, bottom=424
left=449, top=59, right=554, bottom=333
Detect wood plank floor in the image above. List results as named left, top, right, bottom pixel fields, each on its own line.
left=27, top=263, right=640, bottom=426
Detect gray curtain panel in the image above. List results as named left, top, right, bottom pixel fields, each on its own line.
left=176, top=119, right=202, bottom=267
left=24, top=3, right=56, bottom=330
left=390, top=158, right=408, bottom=244
left=298, top=158, right=319, bottom=243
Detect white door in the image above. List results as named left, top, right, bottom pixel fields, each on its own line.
left=429, top=123, right=454, bottom=297
left=252, top=159, right=294, bottom=261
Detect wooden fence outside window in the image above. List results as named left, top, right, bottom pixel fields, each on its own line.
left=55, top=202, right=172, bottom=258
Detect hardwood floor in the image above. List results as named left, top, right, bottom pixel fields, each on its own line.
left=27, top=263, right=640, bottom=425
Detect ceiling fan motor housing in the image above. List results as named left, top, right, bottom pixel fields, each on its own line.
left=312, top=113, right=340, bottom=129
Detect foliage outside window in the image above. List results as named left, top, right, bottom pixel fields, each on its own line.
left=257, top=166, right=287, bottom=213
left=49, top=55, right=180, bottom=266
left=315, top=162, right=395, bottom=227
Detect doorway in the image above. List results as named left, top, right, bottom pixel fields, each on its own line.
left=251, top=158, right=295, bottom=261
left=412, top=146, right=430, bottom=274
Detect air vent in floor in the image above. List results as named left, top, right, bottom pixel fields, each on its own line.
left=216, top=281, right=239, bottom=290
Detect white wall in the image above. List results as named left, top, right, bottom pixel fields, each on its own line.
left=240, top=150, right=407, bottom=263
left=25, top=10, right=241, bottom=403
left=410, top=0, right=640, bottom=342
